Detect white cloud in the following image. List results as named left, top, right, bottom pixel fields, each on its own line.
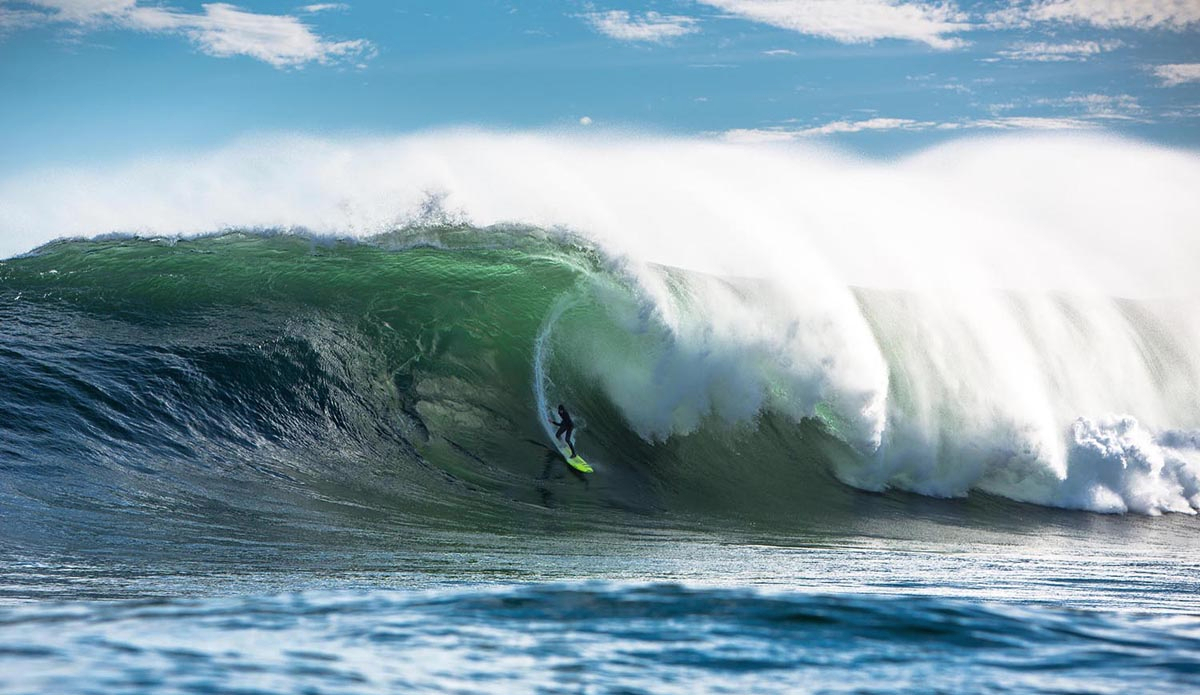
left=696, top=0, right=971, bottom=50
left=4, top=0, right=132, bottom=25
left=0, top=1, right=371, bottom=67
left=800, top=117, right=935, bottom=135
left=0, top=6, right=48, bottom=32
left=991, top=93, right=1145, bottom=121
left=301, top=3, right=347, bottom=13
left=579, top=116, right=593, bottom=125
left=582, top=10, right=699, bottom=42
left=722, top=114, right=1104, bottom=140
left=989, top=0, right=1200, bottom=30
left=997, top=39, right=1122, bottom=62
left=720, top=128, right=799, bottom=143
left=762, top=48, right=797, bottom=55
left=955, top=116, right=1096, bottom=131
left=177, top=4, right=370, bottom=67
left=1153, top=63, right=1200, bottom=87
left=723, top=118, right=934, bottom=141
left=1161, top=105, right=1200, bottom=119
left=1056, top=93, right=1142, bottom=120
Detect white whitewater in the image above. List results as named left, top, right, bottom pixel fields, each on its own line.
left=532, top=294, right=576, bottom=454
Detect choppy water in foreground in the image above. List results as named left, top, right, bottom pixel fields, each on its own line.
left=3, top=523, right=1200, bottom=694
left=4, top=581, right=1198, bottom=695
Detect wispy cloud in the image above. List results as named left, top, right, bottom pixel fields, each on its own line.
left=582, top=10, right=699, bottom=43
left=300, top=3, right=348, bottom=13
left=1161, top=105, right=1200, bottom=120
left=696, top=0, right=971, bottom=50
left=990, top=93, right=1145, bottom=121
left=997, top=39, right=1122, bottom=62
left=801, top=117, right=935, bottom=135
left=1054, top=93, right=1143, bottom=120
left=721, top=128, right=800, bottom=143
left=1153, top=63, right=1200, bottom=87
left=0, top=6, right=46, bottom=33
left=723, top=118, right=933, bottom=141
left=948, top=116, right=1096, bottom=130
left=989, top=0, right=1200, bottom=30
left=721, top=113, right=1109, bottom=141
left=0, top=1, right=372, bottom=67
left=762, top=48, right=797, bottom=56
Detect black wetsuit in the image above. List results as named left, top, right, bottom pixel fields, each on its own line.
left=552, top=409, right=576, bottom=457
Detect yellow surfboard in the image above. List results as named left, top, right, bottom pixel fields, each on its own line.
left=556, top=443, right=593, bottom=473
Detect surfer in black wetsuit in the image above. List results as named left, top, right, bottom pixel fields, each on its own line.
left=549, top=404, right=577, bottom=457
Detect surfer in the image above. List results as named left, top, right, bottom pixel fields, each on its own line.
left=549, top=404, right=577, bottom=457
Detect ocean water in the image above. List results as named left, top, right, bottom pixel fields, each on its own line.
left=2, top=134, right=1199, bottom=693
left=4, top=522, right=1200, bottom=693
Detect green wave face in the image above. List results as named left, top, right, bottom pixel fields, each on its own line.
left=0, top=229, right=858, bottom=543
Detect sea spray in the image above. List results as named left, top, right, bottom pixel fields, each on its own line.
left=2, top=131, right=1199, bottom=517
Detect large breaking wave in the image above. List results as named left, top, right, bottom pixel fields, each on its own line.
left=0, top=131, right=1198, bottom=536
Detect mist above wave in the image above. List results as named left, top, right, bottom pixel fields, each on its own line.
left=2, top=131, right=1198, bottom=515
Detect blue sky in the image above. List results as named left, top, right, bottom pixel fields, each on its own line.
left=1, top=0, right=1198, bottom=173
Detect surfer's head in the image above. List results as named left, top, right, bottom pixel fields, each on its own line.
left=557, top=404, right=566, bottom=415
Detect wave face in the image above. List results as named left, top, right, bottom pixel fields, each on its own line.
left=0, top=224, right=1197, bottom=541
